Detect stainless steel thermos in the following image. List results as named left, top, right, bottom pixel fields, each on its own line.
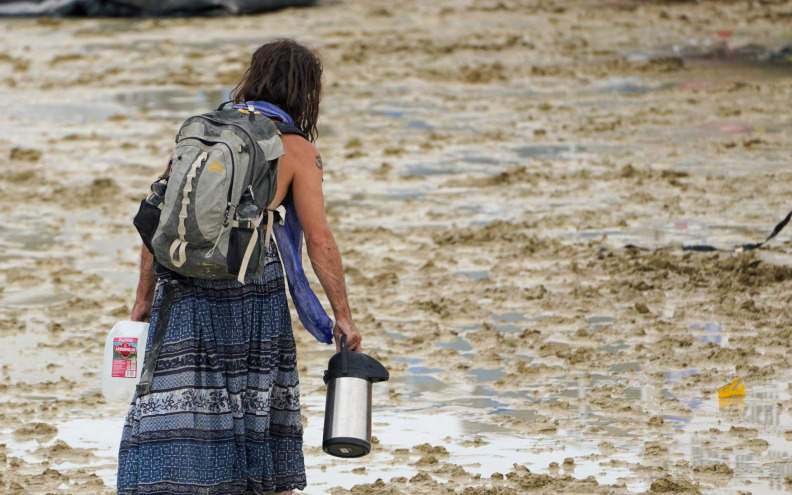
left=322, top=335, right=389, bottom=458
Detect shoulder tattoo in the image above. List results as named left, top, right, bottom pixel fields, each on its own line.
left=315, top=154, right=324, bottom=170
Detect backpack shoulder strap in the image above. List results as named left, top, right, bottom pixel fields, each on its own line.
left=273, top=121, right=309, bottom=208
left=274, top=121, right=308, bottom=140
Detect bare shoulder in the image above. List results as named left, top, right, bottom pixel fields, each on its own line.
left=282, top=133, right=323, bottom=172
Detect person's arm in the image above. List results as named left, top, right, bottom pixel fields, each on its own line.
left=285, top=135, right=362, bottom=352
left=130, top=244, right=156, bottom=322
left=130, top=154, right=172, bottom=322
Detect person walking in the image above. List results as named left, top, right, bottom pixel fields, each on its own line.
left=118, top=38, right=362, bottom=495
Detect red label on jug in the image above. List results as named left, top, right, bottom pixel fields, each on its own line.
left=112, top=337, right=139, bottom=378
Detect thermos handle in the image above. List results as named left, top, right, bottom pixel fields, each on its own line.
left=340, top=334, right=349, bottom=376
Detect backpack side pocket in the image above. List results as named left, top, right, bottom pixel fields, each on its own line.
left=133, top=199, right=162, bottom=254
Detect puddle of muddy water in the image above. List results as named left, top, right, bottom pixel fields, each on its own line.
left=588, top=314, right=615, bottom=332
left=3, top=95, right=121, bottom=129
left=598, top=339, right=629, bottom=355
left=78, top=232, right=142, bottom=292
left=3, top=391, right=650, bottom=493
left=388, top=318, right=791, bottom=490
left=587, top=76, right=675, bottom=95
left=406, top=365, right=442, bottom=374
left=436, top=336, right=473, bottom=352
left=466, top=368, right=505, bottom=382
left=449, top=314, right=530, bottom=336
left=490, top=311, right=527, bottom=332
left=664, top=383, right=792, bottom=494
left=455, top=268, right=489, bottom=281
left=401, top=148, right=520, bottom=177
left=0, top=325, right=105, bottom=384
left=609, top=362, right=642, bottom=373
left=0, top=215, right=141, bottom=304
left=0, top=416, right=122, bottom=487
left=298, top=396, right=652, bottom=494
left=115, top=87, right=231, bottom=118
left=664, top=369, right=700, bottom=382
left=493, top=311, right=526, bottom=322
left=449, top=397, right=508, bottom=410
left=514, top=142, right=618, bottom=161
left=6, top=350, right=787, bottom=494
left=0, top=287, right=71, bottom=308
left=689, top=322, right=728, bottom=346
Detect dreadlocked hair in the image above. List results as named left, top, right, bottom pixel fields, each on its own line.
left=231, top=39, right=323, bottom=142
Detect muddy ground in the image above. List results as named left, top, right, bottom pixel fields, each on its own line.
left=1, top=0, right=792, bottom=493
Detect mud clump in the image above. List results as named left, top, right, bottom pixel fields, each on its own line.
left=636, top=56, right=685, bottom=73
left=413, top=443, right=448, bottom=455
left=693, top=463, right=734, bottom=475
left=716, top=254, right=792, bottom=287
left=13, top=422, right=57, bottom=438
left=432, top=220, right=544, bottom=247
left=469, top=166, right=534, bottom=186
left=9, top=147, right=41, bottom=162
left=49, top=176, right=124, bottom=207
left=461, top=62, right=508, bottom=83
left=648, top=475, right=701, bottom=494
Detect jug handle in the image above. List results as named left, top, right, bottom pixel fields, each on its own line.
left=340, top=334, right=349, bottom=375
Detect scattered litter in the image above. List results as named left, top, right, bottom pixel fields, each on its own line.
left=718, top=378, right=745, bottom=399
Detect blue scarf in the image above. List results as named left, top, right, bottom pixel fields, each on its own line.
left=233, top=100, right=295, bottom=126
left=273, top=203, right=334, bottom=344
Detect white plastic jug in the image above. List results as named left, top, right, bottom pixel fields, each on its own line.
left=102, top=321, right=149, bottom=402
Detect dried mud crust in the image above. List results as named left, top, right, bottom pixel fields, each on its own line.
left=1, top=0, right=792, bottom=493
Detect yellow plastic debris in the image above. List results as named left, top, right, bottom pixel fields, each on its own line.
left=718, top=378, right=745, bottom=399
left=718, top=397, right=744, bottom=411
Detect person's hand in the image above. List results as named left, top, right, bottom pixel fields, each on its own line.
left=333, top=318, right=362, bottom=352
left=131, top=298, right=153, bottom=322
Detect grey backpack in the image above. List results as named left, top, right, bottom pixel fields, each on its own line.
left=150, top=102, right=284, bottom=282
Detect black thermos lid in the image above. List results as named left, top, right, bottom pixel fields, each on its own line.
left=323, top=335, right=389, bottom=384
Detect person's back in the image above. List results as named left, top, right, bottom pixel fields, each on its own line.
left=119, top=39, right=361, bottom=495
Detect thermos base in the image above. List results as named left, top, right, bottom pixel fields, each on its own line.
left=323, top=437, right=371, bottom=458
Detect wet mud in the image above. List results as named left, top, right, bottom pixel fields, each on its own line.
left=1, top=0, right=792, bottom=493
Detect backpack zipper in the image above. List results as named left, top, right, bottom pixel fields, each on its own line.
left=178, top=136, right=236, bottom=223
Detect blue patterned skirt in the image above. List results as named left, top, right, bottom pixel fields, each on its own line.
left=117, top=246, right=306, bottom=494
